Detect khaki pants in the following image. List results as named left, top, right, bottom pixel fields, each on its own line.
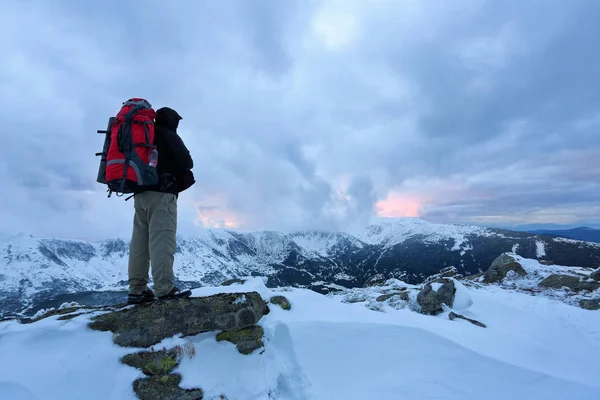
left=128, top=191, right=177, bottom=297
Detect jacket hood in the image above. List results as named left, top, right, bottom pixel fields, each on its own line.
left=155, top=107, right=183, bottom=131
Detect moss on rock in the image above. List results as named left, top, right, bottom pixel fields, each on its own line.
left=132, top=374, right=203, bottom=400
left=122, top=348, right=180, bottom=376
left=88, top=291, right=269, bottom=348
left=216, top=325, right=264, bottom=355
left=269, top=295, right=291, bottom=311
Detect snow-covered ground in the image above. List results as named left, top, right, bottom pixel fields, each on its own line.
left=1, top=271, right=599, bottom=400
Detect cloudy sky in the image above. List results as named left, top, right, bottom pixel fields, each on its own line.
left=1, top=0, right=599, bottom=240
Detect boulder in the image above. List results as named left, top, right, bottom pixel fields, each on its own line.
left=133, top=374, right=203, bottom=400
left=216, top=325, right=264, bottom=355
left=417, top=279, right=456, bottom=315
left=483, top=253, right=527, bottom=283
left=88, top=292, right=269, bottom=348
left=270, top=295, right=291, bottom=311
left=590, top=268, right=600, bottom=282
left=448, top=312, right=486, bottom=328
left=539, top=274, right=600, bottom=292
left=580, top=299, right=600, bottom=310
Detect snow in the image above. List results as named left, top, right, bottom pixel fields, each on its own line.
left=2, top=270, right=600, bottom=400
left=536, top=240, right=547, bottom=258
left=356, top=217, right=496, bottom=250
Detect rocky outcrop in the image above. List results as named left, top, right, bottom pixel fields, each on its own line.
left=270, top=295, right=291, bottom=311
left=133, top=374, right=203, bottom=400
left=539, top=274, right=600, bottom=292
left=88, top=292, right=269, bottom=348
left=483, top=253, right=527, bottom=283
left=580, top=299, right=600, bottom=310
left=216, top=325, right=264, bottom=354
left=448, top=312, right=486, bottom=328
left=417, top=279, right=456, bottom=315
left=590, top=268, right=600, bottom=282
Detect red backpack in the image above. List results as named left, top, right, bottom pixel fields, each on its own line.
left=96, top=98, right=159, bottom=197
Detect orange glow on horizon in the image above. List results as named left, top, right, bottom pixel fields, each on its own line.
left=376, top=193, right=425, bottom=218
left=190, top=196, right=242, bottom=229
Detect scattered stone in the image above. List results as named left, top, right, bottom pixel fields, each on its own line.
left=539, top=260, right=554, bottom=266
left=122, top=348, right=180, bottom=376
left=221, top=278, right=246, bottom=286
left=363, top=274, right=387, bottom=288
left=216, top=325, right=264, bottom=355
left=448, top=312, right=486, bottom=328
left=590, top=268, right=600, bottom=282
left=376, top=292, right=409, bottom=302
left=483, top=253, right=527, bottom=283
left=579, top=299, right=600, bottom=310
left=417, top=279, right=456, bottom=315
left=88, top=292, right=269, bottom=348
left=539, top=274, right=600, bottom=292
left=133, top=374, right=203, bottom=400
left=270, top=295, right=291, bottom=311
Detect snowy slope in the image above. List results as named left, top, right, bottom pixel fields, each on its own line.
left=1, top=275, right=599, bottom=400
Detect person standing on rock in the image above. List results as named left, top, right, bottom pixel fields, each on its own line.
left=127, top=106, right=195, bottom=304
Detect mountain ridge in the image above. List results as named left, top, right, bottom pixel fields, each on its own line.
left=2, top=218, right=600, bottom=316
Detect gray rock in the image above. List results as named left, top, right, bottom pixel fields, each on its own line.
left=270, top=295, right=291, bottom=311
left=376, top=292, right=409, bottom=302
left=221, top=278, right=246, bottom=286
left=539, top=274, right=600, bottom=292
left=590, top=268, right=600, bottom=282
left=216, top=325, right=264, bottom=355
left=88, top=292, right=269, bottom=348
left=580, top=299, right=600, bottom=310
left=122, top=348, right=180, bottom=376
left=483, top=253, right=527, bottom=283
left=133, top=374, right=203, bottom=400
left=417, top=279, right=456, bottom=315
left=439, top=266, right=459, bottom=278
left=448, top=312, right=487, bottom=328
left=363, top=274, right=387, bottom=288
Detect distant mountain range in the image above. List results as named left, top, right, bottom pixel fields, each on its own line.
left=527, top=227, right=600, bottom=243
left=2, top=218, right=600, bottom=316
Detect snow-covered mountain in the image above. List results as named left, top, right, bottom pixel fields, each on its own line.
left=2, top=218, right=600, bottom=316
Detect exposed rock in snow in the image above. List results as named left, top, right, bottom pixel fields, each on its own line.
left=483, top=253, right=527, bottom=283
left=417, top=279, right=456, bottom=315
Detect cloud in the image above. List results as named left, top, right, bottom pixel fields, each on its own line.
left=0, top=0, right=599, bottom=240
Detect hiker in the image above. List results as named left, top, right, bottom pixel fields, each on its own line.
left=127, top=106, right=195, bottom=304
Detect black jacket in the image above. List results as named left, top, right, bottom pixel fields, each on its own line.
left=150, top=107, right=195, bottom=195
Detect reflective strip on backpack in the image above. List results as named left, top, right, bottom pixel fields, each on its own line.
left=107, top=159, right=144, bottom=185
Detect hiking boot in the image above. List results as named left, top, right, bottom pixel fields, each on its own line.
left=128, top=289, right=155, bottom=305
left=158, top=287, right=192, bottom=300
